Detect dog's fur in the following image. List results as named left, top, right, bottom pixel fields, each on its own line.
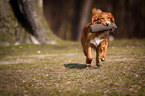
left=81, top=8, right=115, bottom=67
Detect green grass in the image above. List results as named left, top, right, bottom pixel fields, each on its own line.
left=0, top=39, right=145, bottom=96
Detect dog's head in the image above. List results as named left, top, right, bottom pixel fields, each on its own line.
left=92, top=8, right=115, bottom=26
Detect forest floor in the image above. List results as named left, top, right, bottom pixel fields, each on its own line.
left=0, top=39, right=145, bottom=96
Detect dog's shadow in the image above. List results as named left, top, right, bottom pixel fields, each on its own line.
left=64, top=63, right=87, bottom=69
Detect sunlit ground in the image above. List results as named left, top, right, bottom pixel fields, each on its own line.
left=0, top=39, right=145, bottom=96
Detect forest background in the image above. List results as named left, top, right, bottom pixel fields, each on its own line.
left=0, top=0, right=145, bottom=46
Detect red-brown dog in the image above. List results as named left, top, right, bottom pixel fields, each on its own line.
left=81, top=8, right=115, bottom=67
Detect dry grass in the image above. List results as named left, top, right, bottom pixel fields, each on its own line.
left=0, top=39, right=145, bottom=96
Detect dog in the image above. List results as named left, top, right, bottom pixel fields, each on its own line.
left=81, top=8, right=115, bottom=67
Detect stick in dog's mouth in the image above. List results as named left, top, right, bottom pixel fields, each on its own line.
left=90, top=23, right=117, bottom=33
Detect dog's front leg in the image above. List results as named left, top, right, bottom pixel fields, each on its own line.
left=86, top=47, right=93, bottom=67
left=96, top=47, right=102, bottom=67
left=100, top=44, right=108, bottom=61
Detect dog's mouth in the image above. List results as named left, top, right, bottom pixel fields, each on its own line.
left=102, top=21, right=111, bottom=26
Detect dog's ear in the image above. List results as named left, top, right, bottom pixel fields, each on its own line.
left=92, top=8, right=102, bottom=24
left=92, top=8, right=97, bottom=16
left=109, top=13, right=115, bottom=23
left=92, top=8, right=102, bottom=16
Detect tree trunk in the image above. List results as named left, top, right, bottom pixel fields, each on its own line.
left=77, top=0, right=93, bottom=41
left=0, top=0, right=58, bottom=46
left=71, top=0, right=81, bottom=41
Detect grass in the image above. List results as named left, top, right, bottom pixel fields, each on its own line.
left=0, top=39, right=145, bottom=96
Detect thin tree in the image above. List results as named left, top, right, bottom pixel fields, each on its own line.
left=77, top=0, right=93, bottom=41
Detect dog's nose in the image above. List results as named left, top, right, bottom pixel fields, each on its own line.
left=105, top=21, right=110, bottom=26
left=106, top=23, right=109, bottom=26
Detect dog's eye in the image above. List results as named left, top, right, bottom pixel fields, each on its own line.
left=107, top=17, right=110, bottom=19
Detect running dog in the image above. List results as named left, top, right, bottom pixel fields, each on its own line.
left=81, top=8, right=115, bottom=67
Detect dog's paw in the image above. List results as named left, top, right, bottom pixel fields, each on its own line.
left=96, top=63, right=102, bottom=67
left=86, top=64, right=91, bottom=68
left=100, top=58, right=105, bottom=61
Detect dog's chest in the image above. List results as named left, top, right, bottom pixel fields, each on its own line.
left=90, top=31, right=108, bottom=47
left=90, top=37, right=104, bottom=47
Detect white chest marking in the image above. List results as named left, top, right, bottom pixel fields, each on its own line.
left=90, top=37, right=104, bottom=47
left=90, top=31, right=108, bottom=47
left=90, top=33, right=105, bottom=47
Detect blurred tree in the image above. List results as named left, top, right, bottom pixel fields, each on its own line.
left=1, top=0, right=144, bottom=46
left=77, top=0, right=93, bottom=40
left=110, top=0, right=145, bottom=38
left=0, top=0, right=58, bottom=46
left=43, top=0, right=75, bottom=40
left=43, top=0, right=145, bottom=40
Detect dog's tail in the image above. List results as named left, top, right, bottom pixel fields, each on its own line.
left=92, top=8, right=102, bottom=16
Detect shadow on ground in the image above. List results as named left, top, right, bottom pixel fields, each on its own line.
left=64, top=63, right=87, bottom=69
